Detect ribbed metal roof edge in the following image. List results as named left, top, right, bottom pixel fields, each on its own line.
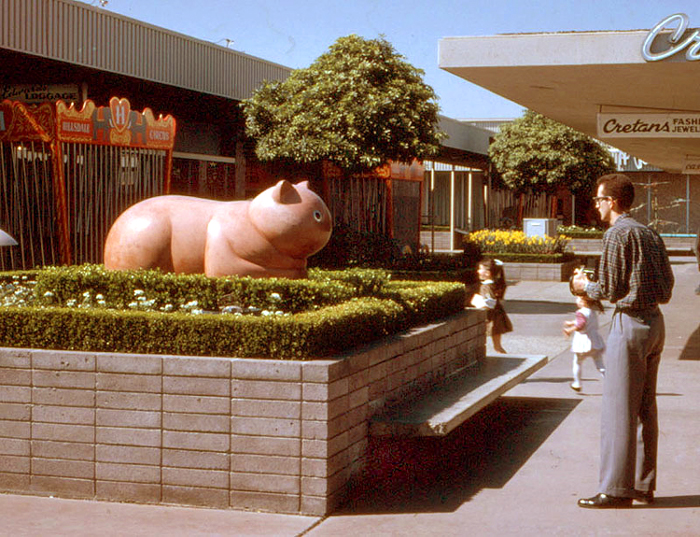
left=0, top=0, right=292, bottom=101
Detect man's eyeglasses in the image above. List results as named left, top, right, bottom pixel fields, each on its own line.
left=592, top=196, right=613, bottom=203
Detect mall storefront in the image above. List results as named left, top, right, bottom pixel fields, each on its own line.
left=438, top=12, right=700, bottom=235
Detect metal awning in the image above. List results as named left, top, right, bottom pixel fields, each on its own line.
left=438, top=15, right=700, bottom=174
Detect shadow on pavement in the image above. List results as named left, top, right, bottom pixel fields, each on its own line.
left=338, top=396, right=580, bottom=515
left=504, top=300, right=577, bottom=315
left=679, top=324, right=700, bottom=360
left=638, top=495, right=700, bottom=508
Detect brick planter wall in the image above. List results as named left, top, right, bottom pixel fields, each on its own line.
left=0, top=308, right=486, bottom=516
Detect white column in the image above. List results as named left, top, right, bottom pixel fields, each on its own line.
left=467, top=171, right=473, bottom=231
left=449, top=165, right=456, bottom=251
left=430, top=167, right=435, bottom=253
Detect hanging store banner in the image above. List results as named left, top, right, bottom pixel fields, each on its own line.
left=56, top=97, right=176, bottom=149
left=597, top=113, right=700, bottom=138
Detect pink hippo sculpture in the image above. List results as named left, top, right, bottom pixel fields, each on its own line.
left=103, top=180, right=332, bottom=279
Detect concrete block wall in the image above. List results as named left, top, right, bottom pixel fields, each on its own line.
left=420, top=230, right=454, bottom=251
left=0, top=309, right=485, bottom=515
left=502, top=260, right=579, bottom=282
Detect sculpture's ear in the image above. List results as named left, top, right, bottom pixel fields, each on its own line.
left=271, top=180, right=301, bottom=204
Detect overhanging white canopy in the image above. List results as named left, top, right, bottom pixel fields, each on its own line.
left=439, top=14, right=700, bottom=174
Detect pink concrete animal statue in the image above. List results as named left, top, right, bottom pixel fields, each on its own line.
left=103, top=180, right=332, bottom=279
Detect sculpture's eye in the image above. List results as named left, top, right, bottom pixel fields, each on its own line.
left=313, top=210, right=323, bottom=222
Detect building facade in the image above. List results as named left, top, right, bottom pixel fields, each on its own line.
left=1, top=0, right=492, bottom=267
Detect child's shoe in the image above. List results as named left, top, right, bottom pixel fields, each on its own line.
left=570, top=382, right=581, bottom=392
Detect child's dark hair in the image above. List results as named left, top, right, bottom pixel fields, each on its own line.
left=479, top=257, right=507, bottom=299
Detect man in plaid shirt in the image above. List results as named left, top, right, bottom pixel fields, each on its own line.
left=572, top=173, right=674, bottom=509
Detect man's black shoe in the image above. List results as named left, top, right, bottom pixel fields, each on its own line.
left=577, top=493, right=633, bottom=509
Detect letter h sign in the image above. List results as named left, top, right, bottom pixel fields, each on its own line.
left=109, top=97, right=131, bottom=133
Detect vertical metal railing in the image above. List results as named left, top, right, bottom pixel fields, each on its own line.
left=60, top=142, right=168, bottom=265
left=0, top=140, right=60, bottom=270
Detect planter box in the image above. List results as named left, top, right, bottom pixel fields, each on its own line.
left=567, top=238, right=603, bottom=254
left=502, top=260, right=579, bottom=282
left=0, top=308, right=486, bottom=516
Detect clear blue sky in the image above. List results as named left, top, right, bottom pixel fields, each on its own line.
left=80, top=0, right=700, bottom=120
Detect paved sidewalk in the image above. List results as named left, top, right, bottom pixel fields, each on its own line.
left=2, top=258, right=699, bottom=536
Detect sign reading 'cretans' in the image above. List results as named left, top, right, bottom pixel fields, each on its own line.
left=642, top=13, right=700, bottom=61
left=597, top=113, right=700, bottom=138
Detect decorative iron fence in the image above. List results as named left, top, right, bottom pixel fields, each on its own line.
left=0, top=97, right=175, bottom=270
left=0, top=140, right=60, bottom=270
left=60, top=143, right=167, bottom=265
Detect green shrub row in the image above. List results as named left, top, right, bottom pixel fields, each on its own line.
left=0, top=266, right=466, bottom=359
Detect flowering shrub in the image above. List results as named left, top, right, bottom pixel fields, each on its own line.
left=465, top=229, right=571, bottom=255
left=3, top=276, right=291, bottom=318
left=1, top=276, right=37, bottom=308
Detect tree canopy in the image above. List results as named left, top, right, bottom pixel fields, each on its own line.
left=488, top=110, right=616, bottom=194
left=241, top=34, right=445, bottom=172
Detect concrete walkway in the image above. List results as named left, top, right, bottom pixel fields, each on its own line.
left=2, top=258, right=699, bottom=536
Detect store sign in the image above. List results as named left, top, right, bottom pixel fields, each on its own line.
left=642, top=13, right=700, bottom=61
left=682, top=157, right=700, bottom=174
left=56, top=97, right=176, bottom=149
left=0, top=96, right=175, bottom=149
left=0, top=84, right=80, bottom=103
left=597, top=113, right=700, bottom=138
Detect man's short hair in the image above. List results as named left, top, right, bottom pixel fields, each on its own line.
left=597, top=173, right=634, bottom=211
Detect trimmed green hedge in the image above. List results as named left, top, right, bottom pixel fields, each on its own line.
left=0, top=265, right=466, bottom=359
left=32, top=265, right=357, bottom=313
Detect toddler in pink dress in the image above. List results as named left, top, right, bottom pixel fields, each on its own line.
left=563, top=294, right=605, bottom=392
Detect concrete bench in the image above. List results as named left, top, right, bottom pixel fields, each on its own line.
left=370, top=354, right=548, bottom=437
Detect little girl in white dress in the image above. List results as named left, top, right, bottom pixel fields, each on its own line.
left=563, top=294, right=605, bottom=392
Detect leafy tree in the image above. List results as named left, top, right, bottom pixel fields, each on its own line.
left=489, top=110, right=616, bottom=194
left=241, top=35, right=445, bottom=172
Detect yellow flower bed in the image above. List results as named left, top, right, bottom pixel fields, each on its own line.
left=465, top=229, right=570, bottom=255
